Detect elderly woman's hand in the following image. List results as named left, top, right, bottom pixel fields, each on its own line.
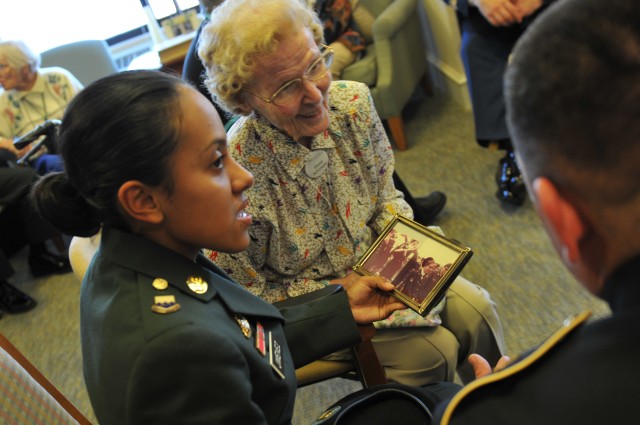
left=341, top=274, right=407, bottom=324
left=0, top=137, right=31, bottom=159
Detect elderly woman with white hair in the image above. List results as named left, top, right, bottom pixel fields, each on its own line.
left=198, top=0, right=505, bottom=386
left=0, top=40, right=83, bottom=173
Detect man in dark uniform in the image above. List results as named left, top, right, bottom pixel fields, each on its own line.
left=434, top=0, right=640, bottom=422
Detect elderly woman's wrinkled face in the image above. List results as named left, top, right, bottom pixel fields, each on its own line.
left=244, top=30, right=331, bottom=145
left=0, top=56, right=28, bottom=91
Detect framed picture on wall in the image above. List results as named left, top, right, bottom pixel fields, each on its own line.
left=353, top=215, right=473, bottom=316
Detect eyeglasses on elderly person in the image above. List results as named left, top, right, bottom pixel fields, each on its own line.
left=243, top=44, right=334, bottom=107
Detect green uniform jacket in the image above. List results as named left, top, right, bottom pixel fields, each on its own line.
left=81, top=227, right=360, bottom=425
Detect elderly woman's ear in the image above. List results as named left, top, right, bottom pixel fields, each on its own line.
left=236, top=98, right=254, bottom=115
left=20, top=64, right=34, bottom=79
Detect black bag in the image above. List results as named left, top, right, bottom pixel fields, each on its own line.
left=312, top=383, right=438, bottom=425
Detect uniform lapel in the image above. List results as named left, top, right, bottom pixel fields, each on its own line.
left=100, top=227, right=283, bottom=321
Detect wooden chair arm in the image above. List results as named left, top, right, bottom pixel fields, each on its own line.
left=352, top=324, right=387, bottom=387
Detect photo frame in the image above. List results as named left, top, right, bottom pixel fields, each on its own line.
left=353, top=215, right=473, bottom=316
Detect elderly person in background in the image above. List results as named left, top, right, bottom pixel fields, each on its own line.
left=0, top=40, right=83, bottom=174
left=309, top=0, right=366, bottom=80
left=441, top=0, right=554, bottom=205
left=198, top=0, right=505, bottom=386
left=0, top=165, right=71, bottom=317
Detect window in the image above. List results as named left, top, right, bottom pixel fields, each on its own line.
left=0, top=0, right=199, bottom=54
left=148, top=0, right=200, bottom=19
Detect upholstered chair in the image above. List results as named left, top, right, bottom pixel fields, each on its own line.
left=0, top=332, right=92, bottom=424
left=40, top=40, right=119, bottom=86
left=344, top=0, right=433, bottom=150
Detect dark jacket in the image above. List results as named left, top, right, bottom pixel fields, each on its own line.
left=443, top=0, right=555, bottom=142
left=81, top=227, right=360, bottom=425
left=435, top=255, right=639, bottom=424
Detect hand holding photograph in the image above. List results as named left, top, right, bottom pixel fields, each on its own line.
left=353, top=215, right=473, bottom=316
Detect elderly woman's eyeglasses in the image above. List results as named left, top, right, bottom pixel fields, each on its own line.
left=243, top=45, right=334, bottom=107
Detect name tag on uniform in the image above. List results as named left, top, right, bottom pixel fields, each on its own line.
left=268, top=331, right=285, bottom=379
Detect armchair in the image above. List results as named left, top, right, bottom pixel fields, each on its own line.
left=40, top=40, right=118, bottom=86
left=343, top=0, right=433, bottom=151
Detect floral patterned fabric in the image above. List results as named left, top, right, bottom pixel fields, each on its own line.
left=0, top=67, right=83, bottom=139
left=313, top=0, right=367, bottom=54
left=207, top=81, right=443, bottom=327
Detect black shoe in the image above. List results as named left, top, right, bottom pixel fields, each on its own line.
left=413, top=191, right=447, bottom=225
left=0, top=280, right=37, bottom=314
left=495, top=151, right=526, bottom=206
left=28, top=251, right=72, bottom=277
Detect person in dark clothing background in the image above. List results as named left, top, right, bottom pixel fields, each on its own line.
left=0, top=165, right=71, bottom=317
left=444, top=0, right=553, bottom=205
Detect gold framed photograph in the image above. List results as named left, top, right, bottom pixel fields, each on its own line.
left=353, top=215, right=473, bottom=316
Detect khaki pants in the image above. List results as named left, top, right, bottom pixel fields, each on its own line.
left=325, top=277, right=505, bottom=385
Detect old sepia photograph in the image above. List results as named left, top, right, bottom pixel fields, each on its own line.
left=354, top=215, right=473, bottom=316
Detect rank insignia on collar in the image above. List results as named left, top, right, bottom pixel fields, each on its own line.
left=186, top=276, right=208, bottom=294
left=152, top=278, right=169, bottom=291
left=151, top=295, right=181, bottom=314
left=235, top=314, right=252, bottom=338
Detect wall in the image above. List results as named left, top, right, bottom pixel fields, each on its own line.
left=419, top=0, right=471, bottom=111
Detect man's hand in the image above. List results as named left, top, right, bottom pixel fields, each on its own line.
left=472, top=0, right=522, bottom=26
left=468, top=353, right=512, bottom=378
left=343, top=274, right=407, bottom=324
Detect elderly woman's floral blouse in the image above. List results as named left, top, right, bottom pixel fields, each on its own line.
left=207, top=81, right=420, bottom=307
left=0, top=68, right=83, bottom=138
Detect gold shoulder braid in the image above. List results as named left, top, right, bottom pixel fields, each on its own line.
left=440, top=311, right=592, bottom=425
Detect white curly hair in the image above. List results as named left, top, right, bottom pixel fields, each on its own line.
left=197, top=0, right=324, bottom=116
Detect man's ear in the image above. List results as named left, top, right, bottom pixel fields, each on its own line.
left=533, top=177, right=585, bottom=264
left=117, top=181, right=164, bottom=225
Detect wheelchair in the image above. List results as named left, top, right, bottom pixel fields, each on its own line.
left=12, top=120, right=62, bottom=168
